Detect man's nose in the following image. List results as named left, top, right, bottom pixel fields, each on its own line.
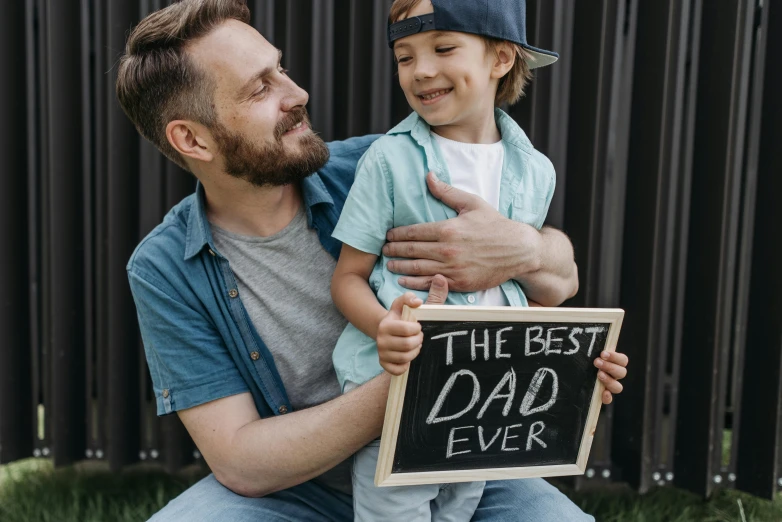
left=280, top=76, right=309, bottom=111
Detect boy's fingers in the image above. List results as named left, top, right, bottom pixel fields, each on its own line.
left=381, top=346, right=421, bottom=364
left=594, top=359, right=627, bottom=380
left=383, top=362, right=410, bottom=376
left=602, top=390, right=613, bottom=404
left=598, top=372, right=624, bottom=394
left=382, top=321, right=422, bottom=337
left=601, top=350, right=629, bottom=367
left=389, top=292, right=423, bottom=316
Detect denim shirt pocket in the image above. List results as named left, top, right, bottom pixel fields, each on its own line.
left=511, top=191, right=548, bottom=229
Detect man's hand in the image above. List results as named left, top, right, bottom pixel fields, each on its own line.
left=377, top=275, right=449, bottom=375
left=382, top=172, right=578, bottom=305
left=383, top=172, right=538, bottom=293
left=594, top=351, right=629, bottom=404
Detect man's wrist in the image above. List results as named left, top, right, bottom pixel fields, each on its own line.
left=511, top=221, right=544, bottom=282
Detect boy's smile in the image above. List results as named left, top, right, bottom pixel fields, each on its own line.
left=392, top=0, right=511, bottom=143
left=417, top=87, right=453, bottom=105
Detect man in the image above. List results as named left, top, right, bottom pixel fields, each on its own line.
left=117, top=1, right=628, bottom=520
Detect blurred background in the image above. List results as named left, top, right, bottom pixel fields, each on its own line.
left=0, top=0, right=780, bottom=511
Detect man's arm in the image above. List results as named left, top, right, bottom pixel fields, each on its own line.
left=382, top=172, right=578, bottom=306
left=175, top=279, right=448, bottom=498
left=178, top=375, right=389, bottom=498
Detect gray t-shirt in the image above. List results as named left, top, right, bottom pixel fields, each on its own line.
left=211, top=206, right=352, bottom=494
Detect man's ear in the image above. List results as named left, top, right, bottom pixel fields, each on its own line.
left=490, top=42, right=516, bottom=80
left=166, top=120, right=216, bottom=164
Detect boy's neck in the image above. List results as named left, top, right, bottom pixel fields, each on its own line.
left=430, top=108, right=501, bottom=144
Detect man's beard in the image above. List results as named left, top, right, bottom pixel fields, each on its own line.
left=211, top=107, right=330, bottom=187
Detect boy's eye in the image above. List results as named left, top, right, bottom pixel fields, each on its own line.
left=396, top=56, right=412, bottom=64
left=278, top=67, right=288, bottom=75
left=435, top=47, right=455, bottom=54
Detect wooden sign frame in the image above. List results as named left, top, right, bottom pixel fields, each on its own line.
left=375, top=305, right=624, bottom=487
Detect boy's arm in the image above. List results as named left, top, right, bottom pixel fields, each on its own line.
left=330, top=245, right=387, bottom=339
left=331, top=244, right=425, bottom=374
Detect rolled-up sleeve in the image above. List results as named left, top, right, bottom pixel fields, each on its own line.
left=331, top=144, right=394, bottom=255
left=129, top=269, right=248, bottom=415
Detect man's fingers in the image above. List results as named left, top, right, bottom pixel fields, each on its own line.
left=387, top=222, right=442, bottom=242
left=425, top=172, right=484, bottom=214
left=397, top=276, right=435, bottom=291
left=594, top=359, right=628, bottom=380
left=387, top=259, right=446, bottom=277
left=389, top=292, right=423, bottom=316
left=425, top=275, right=449, bottom=305
left=602, top=390, right=613, bottom=405
left=382, top=241, right=447, bottom=262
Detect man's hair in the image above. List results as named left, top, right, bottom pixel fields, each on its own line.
left=116, top=0, right=251, bottom=170
left=389, top=0, right=532, bottom=106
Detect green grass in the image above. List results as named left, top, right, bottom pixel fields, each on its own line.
left=0, top=459, right=205, bottom=522
left=1, top=459, right=781, bottom=522
left=565, top=484, right=782, bottom=522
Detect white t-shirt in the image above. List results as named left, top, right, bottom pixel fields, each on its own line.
left=431, top=131, right=509, bottom=307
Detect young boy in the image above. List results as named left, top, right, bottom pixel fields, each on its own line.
left=331, top=0, right=560, bottom=519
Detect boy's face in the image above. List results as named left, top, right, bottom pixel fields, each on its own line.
left=393, top=1, right=498, bottom=129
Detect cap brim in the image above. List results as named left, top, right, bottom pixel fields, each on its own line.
left=523, top=46, right=559, bottom=70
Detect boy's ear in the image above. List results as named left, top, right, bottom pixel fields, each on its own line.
left=490, top=42, right=516, bottom=80
left=166, top=120, right=216, bottom=166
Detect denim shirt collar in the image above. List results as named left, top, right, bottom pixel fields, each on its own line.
left=387, top=108, right=532, bottom=154
left=183, top=174, right=335, bottom=261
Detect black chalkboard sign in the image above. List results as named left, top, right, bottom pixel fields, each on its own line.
left=375, top=305, right=624, bottom=487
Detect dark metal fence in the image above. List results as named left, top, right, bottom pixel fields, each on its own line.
left=1, top=0, right=779, bottom=500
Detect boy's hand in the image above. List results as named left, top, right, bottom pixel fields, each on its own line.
left=594, top=351, right=629, bottom=404
left=377, top=275, right=449, bottom=375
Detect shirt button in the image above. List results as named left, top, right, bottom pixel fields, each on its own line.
left=278, top=405, right=288, bottom=414
left=228, top=289, right=239, bottom=298
left=250, top=351, right=260, bottom=361
left=162, top=389, right=169, bottom=398
left=467, top=295, right=476, bottom=304
left=208, top=249, right=216, bottom=256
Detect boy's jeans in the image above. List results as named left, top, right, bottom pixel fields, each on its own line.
left=352, top=440, right=484, bottom=521
left=148, top=472, right=594, bottom=521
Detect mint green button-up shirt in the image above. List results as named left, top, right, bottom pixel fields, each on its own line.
left=331, top=109, right=556, bottom=389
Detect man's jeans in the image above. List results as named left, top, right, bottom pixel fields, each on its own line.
left=148, top=474, right=594, bottom=521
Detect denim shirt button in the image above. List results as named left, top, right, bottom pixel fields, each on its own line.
left=250, top=351, right=260, bottom=361
left=467, top=295, right=476, bottom=304
left=228, top=289, right=239, bottom=298
left=162, top=389, right=169, bottom=398
left=278, top=405, right=288, bottom=414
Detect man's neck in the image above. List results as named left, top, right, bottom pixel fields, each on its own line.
left=201, top=173, right=302, bottom=238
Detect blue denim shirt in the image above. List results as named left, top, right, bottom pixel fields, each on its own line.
left=127, top=135, right=380, bottom=417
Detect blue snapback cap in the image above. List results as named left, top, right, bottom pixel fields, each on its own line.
left=388, top=0, right=558, bottom=69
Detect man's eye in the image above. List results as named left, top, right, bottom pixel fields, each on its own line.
left=253, top=86, right=268, bottom=97
left=436, top=47, right=455, bottom=54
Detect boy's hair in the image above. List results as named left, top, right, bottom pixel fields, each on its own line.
left=116, top=0, right=251, bottom=170
left=389, top=0, right=532, bottom=106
